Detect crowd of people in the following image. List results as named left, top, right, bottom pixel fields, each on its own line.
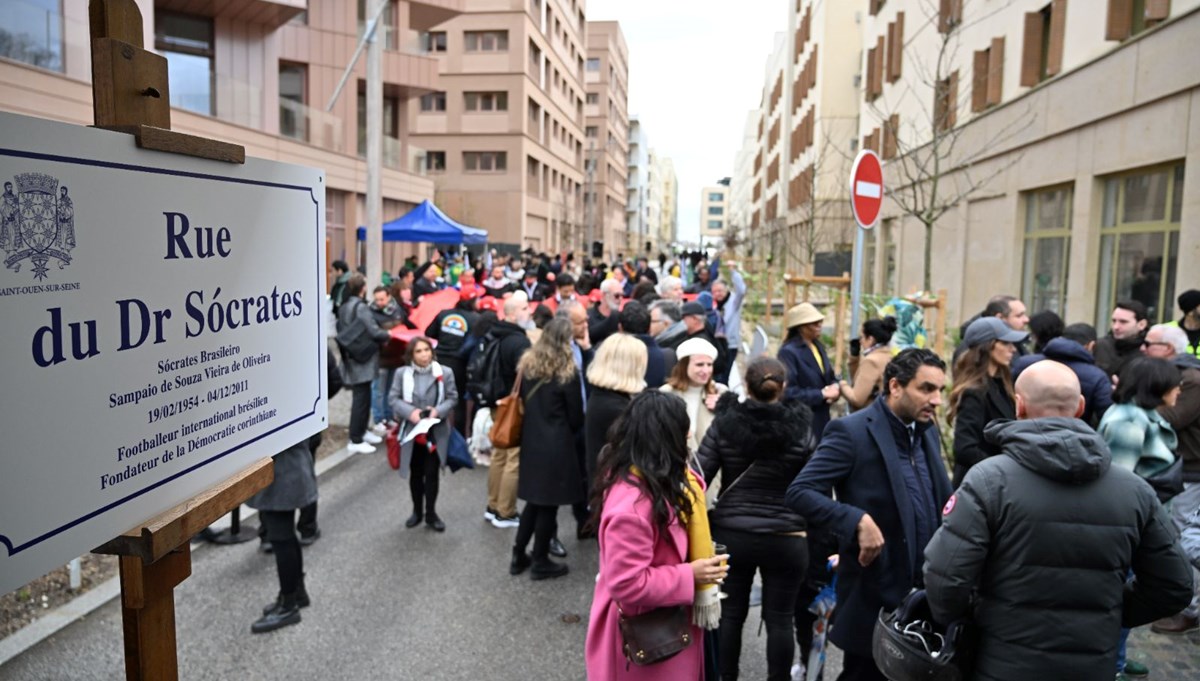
left=252, top=250, right=1200, bottom=681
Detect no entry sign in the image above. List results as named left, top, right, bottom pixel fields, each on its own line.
left=849, top=149, right=883, bottom=228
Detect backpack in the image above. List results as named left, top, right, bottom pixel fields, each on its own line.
left=466, top=332, right=506, bottom=407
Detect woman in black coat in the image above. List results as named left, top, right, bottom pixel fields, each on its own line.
left=510, top=318, right=585, bottom=581
left=583, top=333, right=648, bottom=484
left=697, top=357, right=815, bottom=681
left=949, top=317, right=1028, bottom=485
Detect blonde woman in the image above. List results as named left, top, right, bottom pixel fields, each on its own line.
left=660, top=337, right=728, bottom=454
left=510, top=318, right=585, bottom=580
left=584, top=333, right=649, bottom=484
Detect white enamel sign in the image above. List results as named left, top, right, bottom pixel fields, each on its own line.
left=0, top=112, right=327, bottom=593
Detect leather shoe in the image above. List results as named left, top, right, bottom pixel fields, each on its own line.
left=404, top=512, right=423, bottom=528
left=1151, top=612, right=1199, bottom=634
left=549, top=536, right=567, bottom=558
left=298, top=528, right=321, bottom=546
left=509, top=548, right=532, bottom=575
left=262, top=585, right=310, bottom=615
left=425, top=514, right=446, bottom=532
left=251, top=596, right=302, bottom=634
left=530, top=559, right=569, bottom=581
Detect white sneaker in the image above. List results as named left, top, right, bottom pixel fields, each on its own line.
left=362, top=431, right=383, bottom=445
left=347, top=441, right=375, bottom=455
left=490, top=514, right=520, bottom=529
left=370, top=422, right=388, bottom=436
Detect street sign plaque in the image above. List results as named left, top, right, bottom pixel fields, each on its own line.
left=849, top=149, right=883, bottom=229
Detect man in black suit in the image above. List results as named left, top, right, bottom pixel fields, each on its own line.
left=786, top=349, right=953, bottom=681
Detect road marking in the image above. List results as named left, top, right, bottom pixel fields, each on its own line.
left=855, top=181, right=882, bottom=199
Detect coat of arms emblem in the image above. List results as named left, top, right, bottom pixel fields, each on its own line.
left=1, top=173, right=76, bottom=280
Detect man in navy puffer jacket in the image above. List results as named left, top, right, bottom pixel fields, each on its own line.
left=1012, top=323, right=1112, bottom=426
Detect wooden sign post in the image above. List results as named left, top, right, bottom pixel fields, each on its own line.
left=85, top=2, right=270, bottom=679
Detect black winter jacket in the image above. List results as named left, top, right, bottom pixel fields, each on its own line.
left=1094, top=332, right=1144, bottom=378
left=697, top=392, right=815, bottom=534
left=951, top=375, right=1015, bottom=485
left=488, top=320, right=532, bottom=396
left=924, top=418, right=1193, bottom=681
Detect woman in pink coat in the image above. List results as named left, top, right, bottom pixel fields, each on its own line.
left=585, top=391, right=729, bottom=680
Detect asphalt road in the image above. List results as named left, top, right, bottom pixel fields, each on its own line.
left=0, top=444, right=827, bottom=680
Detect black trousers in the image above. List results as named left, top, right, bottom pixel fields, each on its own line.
left=349, top=382, right=372, bottom=443
left=838, top=652, right=888, bottom=681
left=439, top=355, right=469, bottom=435
left=409, top=442, right=440, bottom=516
left=260, top=510, right=303, bottom=596
left=514, top=503, right=558, bottom=560
left=297, top=435, right=319, bottom=537
left=713, top=527, right=808, bottom=681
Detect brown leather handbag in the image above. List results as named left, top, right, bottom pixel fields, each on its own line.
left=488, top=371, right=544, bottom=449
left=617, top=604, right=692, bottom=667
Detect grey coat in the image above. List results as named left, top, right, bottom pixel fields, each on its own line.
left=246, top=441, right=318, bottom=511
left=388, top=362, right=458, bottom=477
left=337, top=296, right=390, bottom=385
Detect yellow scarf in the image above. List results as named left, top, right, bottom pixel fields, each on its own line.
left=630, top=465, right=721, bottom=629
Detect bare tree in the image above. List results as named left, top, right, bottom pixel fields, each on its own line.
left=865, top=0, right=1031, bottom=291
left=785, top=126, right=858, bottom=278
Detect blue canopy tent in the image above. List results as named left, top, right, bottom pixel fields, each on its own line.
left=356, top=199, right=488, bottom=245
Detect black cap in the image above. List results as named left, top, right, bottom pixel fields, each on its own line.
left=680, top=301, right=707, bottom=318
left=1179, top=289, right=1200, bottom=315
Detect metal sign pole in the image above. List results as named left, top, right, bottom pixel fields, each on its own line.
left=849, top=225, right=865, bottom=342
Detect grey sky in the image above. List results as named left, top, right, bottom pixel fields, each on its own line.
left=587, top=0, right=784, bottom=246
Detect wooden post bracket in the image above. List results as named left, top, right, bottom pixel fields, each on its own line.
left=89, top=0, right=245, bottom=164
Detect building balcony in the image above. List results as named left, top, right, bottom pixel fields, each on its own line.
left=156, top=0, right=305, bottom=31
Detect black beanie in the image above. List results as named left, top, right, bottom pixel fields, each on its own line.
left=1179, top=289, right=1200, bottom=315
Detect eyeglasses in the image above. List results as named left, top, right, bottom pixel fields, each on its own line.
left=1142, top=340, right=1170, bottom=348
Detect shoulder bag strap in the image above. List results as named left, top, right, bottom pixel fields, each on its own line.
left=716, top=460, right=758, bottom=503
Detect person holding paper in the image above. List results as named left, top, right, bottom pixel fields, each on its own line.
left=388, top=336, right=458, bottom=532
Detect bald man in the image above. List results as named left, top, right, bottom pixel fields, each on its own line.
left=923, top=361, right=1192, bottom=681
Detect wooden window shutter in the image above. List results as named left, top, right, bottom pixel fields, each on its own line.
left=866, top=47, right=878, bottom=100
left=811, top=46, right=819, bottom=89
left=1106, top=0, right=1133, bottom=40
left=887, top=14, right=904, bottom=82
left=1020, top=12, right=1044, bottom=87
left=1046, top=0, right=1067, bottom=77
left=874, top=36, right=886, bottom=94
left=939, top=0, right=952, bottom=33
left=972, top=49, right=989, bottom=112
left=869, top=0, right=880, bottom=17
left=1145, top=0, right=1170, bottom=21
left=988, top=37, right=1005, bottom=105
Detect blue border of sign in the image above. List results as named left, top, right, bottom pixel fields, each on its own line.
left=0, top=147, right=323, bottom=557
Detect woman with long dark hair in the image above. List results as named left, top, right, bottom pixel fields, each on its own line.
left=697, top=357, right=814, bottom=680
left=840, top=316, right=897, bottom=412
left=388, top=336, right=458, bottom=532
left=585, top=391, right=728, bottom=680
left=949, top=317, right=1028, bottom=485
left=509, top=318, right=586, bottom=580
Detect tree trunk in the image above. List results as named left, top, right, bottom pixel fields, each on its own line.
left=923, top=220, right=933, bottom=292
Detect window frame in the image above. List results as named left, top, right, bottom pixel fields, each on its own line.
left=155, top=11, right=215, bottom=116
left=278, top=61, right=308, bottom=141
left=1021, top=184, right=1074, bottom=318
left=463, top=151, right=509, bottom=173
left=419, top=91, right=447, bottom=113
left=464, top=30, right=509, bottom=52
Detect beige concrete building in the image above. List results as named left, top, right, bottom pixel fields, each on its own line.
left=700, top=180, right=730, bottom=247
left=736, top=0, right=861, bottom=275
left=859, top=0, right=1199, bottom=326
left=584, top=19, right=629, bottom=262
left=408, top=0, right=589, bottom=253
left=625, top=114, right=649, bottom=255
left=0, top=0, right=463, bottom=275
left=656, top=155, right=678, bottom=253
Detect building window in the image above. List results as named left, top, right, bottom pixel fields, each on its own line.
left=972, top=38, right=1005, bottom=112
left=586, top=93, right=599, bottom=104
left=934, top=71, right=958, bottom=131
left=465, top=91, right=508, bottom=112
left=1021, top=185, right=1073, bottom=317
left=422, top=31, right=447, bottom=53
left=426, top=151, right=446, bottom=172
left=886, top=12, right=905, bottom=83
left=356, top=91, right=399, bottom=157
left=464, top=30, right=508, bottom=52
left=1021, top=1, right=1065, bottom=87
left=464, top=152, right=508, bottom=172
left=155, top=12, right=214, bottom=115
left=278, top=62, right=307, bottom=141
left=1096, top=163, right=1183, bottom=325
left=1107, top=0, right=1171, bottom=40
left=707, top=206, right=724, bottom=216
left=707, top=220, right=723, bottom=229
left=585, top=126, right=598, bottom=138
left=708, top=192, right=723, bottom=201
left=586, top=58, right=600, bottom=71
left=419, top=91, right=447, bottom=112
left=1, top=0, right=63, bottom=71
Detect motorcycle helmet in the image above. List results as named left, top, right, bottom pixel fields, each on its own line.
left=871, top=589, right=973, bottom=681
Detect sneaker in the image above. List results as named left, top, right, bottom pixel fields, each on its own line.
left=347, top=441, right=375, bottom=455
left=370, top=422, right=388, bottom=436
left=491, top=513, right=520, bottom=529
left=1123, top=660, right=1149, bottom=677
left=298, top=528, right=321, bottom=547
left=484, top=507, right=498, bottom=521
left=362, top=431, right=383, bottom=445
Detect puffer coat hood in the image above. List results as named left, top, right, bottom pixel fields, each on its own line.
left=984, top=417, right=1110, bottom=484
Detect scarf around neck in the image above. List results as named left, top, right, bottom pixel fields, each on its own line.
left=629, top=465, right=720, bottom=629
left=402, top=361, right=444, bottom=405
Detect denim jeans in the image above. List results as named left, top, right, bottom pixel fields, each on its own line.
left=371, top=368, right=395, bottom=425
left=1169, top=481, right=1200, bottom=617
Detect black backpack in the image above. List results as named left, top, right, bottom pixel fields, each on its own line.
left=465, top=332, right=507, bottom=407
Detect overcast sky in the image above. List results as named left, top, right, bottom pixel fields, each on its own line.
left=587, top=0, right=784, bottom=245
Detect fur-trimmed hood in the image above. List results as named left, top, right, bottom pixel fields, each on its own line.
left=711, top=391, right=813, bottom=459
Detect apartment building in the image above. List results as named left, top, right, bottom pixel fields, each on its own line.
left=625, top=114, right=649, bottom=255
left=656, top=156, right=678, bottom=253
left=736, top=0, right=861, bottom=275
left=0, top=0, right=462, bottom=274
left=859, top=0, right=1199, bottom=326
left=729, top=110, right=759, bottom=235
left=584, top=20, right=629, bottom=262
left=407, top=0, right=589, bottom=253
left=700, top=179, right=731, bottom=248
